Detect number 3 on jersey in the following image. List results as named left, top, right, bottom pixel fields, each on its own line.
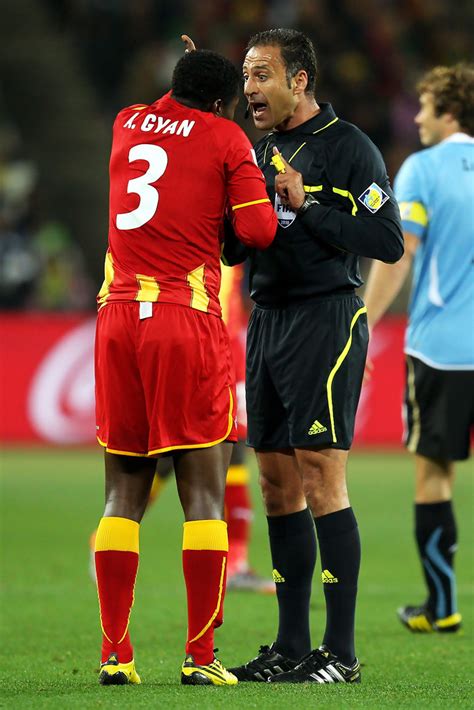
left=116, top=144, right=168, bottom=230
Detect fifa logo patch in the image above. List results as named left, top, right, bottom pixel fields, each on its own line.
left=358, top=182, right=389, bottom=213
left=274, top=193, right=296, bottom=228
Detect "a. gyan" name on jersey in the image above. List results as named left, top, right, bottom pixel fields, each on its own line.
left=123, top=113, right=195, bottom=137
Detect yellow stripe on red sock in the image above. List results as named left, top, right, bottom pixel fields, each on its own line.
left=95, top=516, right=139, bottom=553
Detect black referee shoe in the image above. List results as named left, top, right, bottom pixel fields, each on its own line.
left=268, top=646, right=361, bottom=684
left=229, top=643, right=299, bottom=681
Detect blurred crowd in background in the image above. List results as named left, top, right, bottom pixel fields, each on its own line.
left=0, top=0, right=472, bottom=311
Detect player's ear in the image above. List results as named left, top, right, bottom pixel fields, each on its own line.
left=212, top=99, right=224, bottom=117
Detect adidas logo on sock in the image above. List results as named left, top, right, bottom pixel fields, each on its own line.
left=322, top=569, right=338, bottom=584
left=308, top=420, right=328, bottom=435
left=272, top=568, right=286, bottom=583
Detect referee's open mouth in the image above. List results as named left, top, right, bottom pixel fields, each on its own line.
left=250, top=101, right=268, bottom=121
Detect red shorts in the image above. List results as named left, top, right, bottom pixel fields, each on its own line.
left=95, top=302, right=237, bottom=456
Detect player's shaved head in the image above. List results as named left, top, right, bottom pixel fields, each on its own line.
left=172, top=50, right=240, bottom=112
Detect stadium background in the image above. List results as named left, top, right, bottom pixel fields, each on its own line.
left=1, top=1, right=473, bottom=707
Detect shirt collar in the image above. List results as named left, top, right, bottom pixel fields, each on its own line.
left=442, top=132, right=474, bottom=144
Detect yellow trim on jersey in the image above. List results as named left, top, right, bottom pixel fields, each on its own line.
left=136, top=274, right=160, bottom=302
left=98, top=389, right=235, bottom=457
left=219, top=263, right=233, bottom=325
left=97, top=436, right=148, bottom=457
left=187, top=264, right=210, bottom=312
left=98, top=251, right=115, bottom=304
left=232, top=198, right=270, bottom=211
left=313, top=116, right=339, bottom=134
left=148, top=387, right=235, bottom=455
left=399, top=201, right=429, bottom=227
left=326, top=306, right=367, bottom=443
left=183, top=520, right=228, bottom=552
left=95, top=516, right=140, bottom=553
left=406, top=356, right=421, bottom=453
left=226, top=464, right=250, bottom=485
left=304, top=185, right=323, bottom=193
left=188, top=556, right=227, bottom=643
left=288, top=142, right=307, bottom=163
left=332, top=187, right=358, bottom=215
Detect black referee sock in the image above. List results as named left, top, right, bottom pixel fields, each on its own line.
left=267, top=508, right=316, bottom=660
left=315, top=507, right=360, bottom=666
left=415, top=501, right=458, bottom=619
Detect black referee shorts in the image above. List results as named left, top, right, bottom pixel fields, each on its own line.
left=404, top=355, right=474, bottom=461
left=246, top=294, right=368, bottom=451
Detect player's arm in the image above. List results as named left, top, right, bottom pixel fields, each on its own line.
left=223, top=128, right=277, bottom=250
left=221, top=218, right=249, bottom=266
left=274, top=135, right=404, bottom=263
left=363, top=231, right=419, bottom=330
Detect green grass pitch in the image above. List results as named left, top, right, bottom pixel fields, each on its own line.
left=1, top=449, right=473, bottom=708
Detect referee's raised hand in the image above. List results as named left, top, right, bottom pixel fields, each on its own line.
left=272, top=147, right=305, bottom=210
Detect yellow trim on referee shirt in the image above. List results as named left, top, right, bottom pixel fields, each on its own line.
left=304, top=185, right=323, bottom=193
left=289, top=143, right=307, bottom=163
left=406, top=356, right=421, bottom=453
left=332, top=187, right=358, bottom=215
left=232, top=198, right=270, bottom=211
left=183, top=520, right=228, bottom=551
left=326, top=306, right=367, bottom=443
left=136, top=274, right=160, bottom=302
left=313, top=116, right=339, bottom=134
left=399, top=201, right=429, bottom=227
left=95, top=516, right=140, bottom=553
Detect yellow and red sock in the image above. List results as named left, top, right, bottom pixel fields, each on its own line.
left=95, top=516, right=139, bottom=664
left=225, top=465, right=252, bottom=576
left=182, top=520, right=228, bottom=665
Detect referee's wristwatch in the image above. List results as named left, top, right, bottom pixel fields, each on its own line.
left=297, top=193, right=319, bottom=215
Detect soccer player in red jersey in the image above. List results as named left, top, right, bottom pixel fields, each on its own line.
left=94, top=49, right=277, bottom=687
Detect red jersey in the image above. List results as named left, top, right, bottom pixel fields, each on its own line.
left=98, top=92, right=276, bottom=316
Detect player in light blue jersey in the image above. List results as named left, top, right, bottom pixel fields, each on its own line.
left=364, top=63, right=474, bottom=634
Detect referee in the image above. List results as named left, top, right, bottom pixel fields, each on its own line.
left=364, top=63, right=474, bottom=635
left=225, top=29, right=403, bottom=684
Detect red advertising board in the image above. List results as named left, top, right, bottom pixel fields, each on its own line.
left=0, top=312, right=406, bottom=446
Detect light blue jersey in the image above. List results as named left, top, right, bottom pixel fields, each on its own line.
left=395, top=133, right=474, bottom=369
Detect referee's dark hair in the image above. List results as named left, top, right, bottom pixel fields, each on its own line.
left=172, top=50, right=240, bottom=111
left=246, top=29, right=317, bottom=94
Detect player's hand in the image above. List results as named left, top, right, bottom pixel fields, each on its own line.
left=181, top=35, right=196, bottom=53
left=363, top=357, right=374, bottom=382
left=272, top=147, right=305, bottom=210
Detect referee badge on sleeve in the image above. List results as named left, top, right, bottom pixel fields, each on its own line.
left=358, top=182, right=389, bottom=213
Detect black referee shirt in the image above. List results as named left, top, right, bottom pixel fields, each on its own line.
left=224, top=103, right=403, bottom=307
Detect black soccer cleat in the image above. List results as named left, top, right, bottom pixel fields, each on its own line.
left=229, top=643, right=299, bottom=682
left=397, top=605, right=462, bottom=633
left=268, top=645, right=361, bottom=684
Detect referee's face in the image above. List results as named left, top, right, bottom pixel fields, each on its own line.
left=243, top=45, right=299, bottom=131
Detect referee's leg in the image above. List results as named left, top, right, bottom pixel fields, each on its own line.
left=295, top=446, right=360, bottom=667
